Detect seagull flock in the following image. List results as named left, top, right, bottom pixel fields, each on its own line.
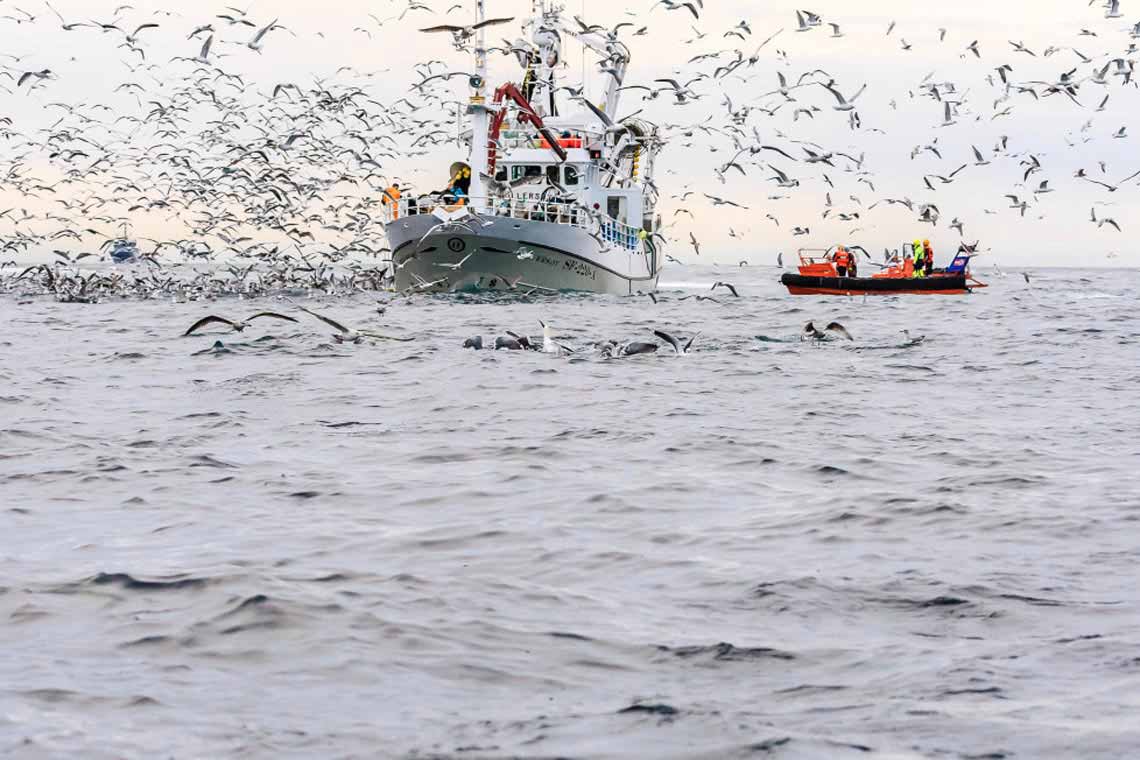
left=0, top=0, right=1133, bottom=309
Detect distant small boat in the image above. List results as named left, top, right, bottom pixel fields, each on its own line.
left=782, top=247, right=986, bottom=296
left=108, top=223, right=139, bottom=263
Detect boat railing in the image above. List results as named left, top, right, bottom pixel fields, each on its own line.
left=796, top=248, right=835, bottom=265
left=598, top=216, right=641, bottom=252
left=385, top=194, right=645, bottom=253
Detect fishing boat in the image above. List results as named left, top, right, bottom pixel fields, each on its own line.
left=382, top=0, right=665, bottom=295
left=781, top=247, right=986, bottom=296
left=108, top=223, right=139, bottom=263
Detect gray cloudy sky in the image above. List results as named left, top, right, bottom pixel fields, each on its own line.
left=3, top=0, right=1137, bottom=267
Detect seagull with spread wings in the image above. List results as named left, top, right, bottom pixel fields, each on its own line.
left=420, top=16, right=515, bottom=47
left=184, top=312, right=297, bottom=336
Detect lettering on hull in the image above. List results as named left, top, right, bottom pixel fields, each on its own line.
left=563, top=258, right=596, bottom=281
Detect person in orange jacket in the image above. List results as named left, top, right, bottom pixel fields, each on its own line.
left=902, top=250, right=915, bottom=277
left=382, top=182, right=401, bottom=219
left=833, top=245, right=851, bottom=277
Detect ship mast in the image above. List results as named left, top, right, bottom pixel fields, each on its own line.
left=466, top=0, right=490, bottom=210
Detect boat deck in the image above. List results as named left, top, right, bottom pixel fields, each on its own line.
left=384, top=195, right=644, bottom=252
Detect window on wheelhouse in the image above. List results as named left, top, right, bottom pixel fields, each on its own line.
left=546, top=166, right=560, bottom=184
left=511, top=165, right=542, bottom=181
left=607, top=196, right=622, bottom=221
left=564, top=166, right=580, bottom=186
left=495, top=166, right=508, bottom=182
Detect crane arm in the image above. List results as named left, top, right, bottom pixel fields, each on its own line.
left=487, top=82, right=567, bottom=174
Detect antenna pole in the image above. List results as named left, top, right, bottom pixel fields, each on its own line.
left=468, top=0, right=490, bottom=209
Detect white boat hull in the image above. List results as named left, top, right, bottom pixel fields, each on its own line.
left=386, top=213, right=660, bottom=295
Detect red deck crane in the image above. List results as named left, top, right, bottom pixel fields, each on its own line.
left=486, top=82, right=568, bottom=175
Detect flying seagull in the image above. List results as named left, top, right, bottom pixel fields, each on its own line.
left=420, top=16, right=516, bottom=46
left=184, top=312, right=297, bottom=336
left=247, top=18, right=279, bottom=52
left=821, top=81, right=867, bottom=111
left=290, top=301, right=413, bottom=343
left=653, top=329, right=700, bottom=354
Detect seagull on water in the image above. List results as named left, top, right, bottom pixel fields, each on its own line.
left=803, top=321, right=853, bottom=341
left=539, top=321, right=575, bottom=354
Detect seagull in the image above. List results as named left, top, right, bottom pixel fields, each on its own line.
left=184, top=312, right=297, bottom=336
left=803, top=321, right=853, bottom=341
left=539, top=321, right=575, bottom=354
left=247, top=18, right=279, bottom=52
left=126, top=22, right=160, bottom=44
left=434, top=253, right=474, bottom=270
left=601, top=339, right=659, bottom=358
left=1090, top=207, right=1121, bottom=231
left=901, top=329, right=926, bottom=345
left=195, top=34, right=213, bottom=63
left=654, top=329, right=699, bottom=354
left=495, top=335, right=526, bottom=350
left=821, top=81, right=867, bottom=111
left=1080, top=169, right=1140, bottom=192
left=940, top=101, right=957, bottom=127
left=768, top=165, right=800, bottom=188
left=1009, top=40, right=1036, bottom=57
left=290, top=302, right=413, bottom=343
left=17, top=69, right=52, bottom=88
left=711, top=281, right=739, bottom=297
left=44, top=1, right=87, bottom=30
left=656, top=0, right=701, bottom=21
left=420, top=16, right=516, bottom=47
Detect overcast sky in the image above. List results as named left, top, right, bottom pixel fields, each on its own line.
left=2, top=0, right=1138, bottom=267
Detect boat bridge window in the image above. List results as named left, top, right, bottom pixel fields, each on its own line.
left=511, top=165, right=542, bottom=181
left=564, top=166, right=580, bottom=186
left=546, top=166, right=560, bottom=184
left=495, top=167, right=508, bottom=182
left=607, top=196, right=628, bottom=223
